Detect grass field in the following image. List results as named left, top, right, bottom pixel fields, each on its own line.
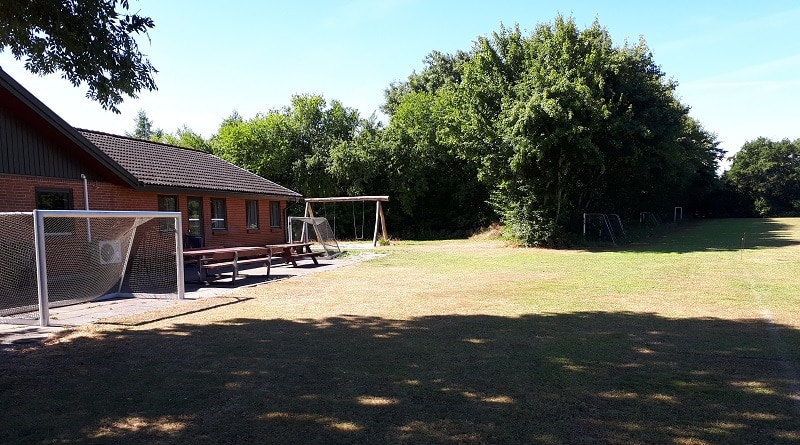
left=2, top=218, right=800, bottom=444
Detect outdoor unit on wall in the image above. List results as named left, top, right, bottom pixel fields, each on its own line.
left=96, top=239, right=122, bottom=264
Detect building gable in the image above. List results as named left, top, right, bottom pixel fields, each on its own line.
left=0, top=68, right=137, bottom=186
left=0, top=105, right=101, bottom=179
left=0, top=68, right=301, bottom=200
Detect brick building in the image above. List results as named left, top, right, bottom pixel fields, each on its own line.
left=0, top=68, right=302, bottom=248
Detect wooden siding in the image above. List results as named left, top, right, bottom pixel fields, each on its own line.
left=0, top=105, right=91, bottom=179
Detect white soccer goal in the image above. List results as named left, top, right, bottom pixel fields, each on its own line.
left=639, top=212, right=662, bottom=226
left=607, top=214, right=625, bottom=238
left=288, top=216, right=341, bottom=258
left=583, top=213, right=621, bottom=245
left=674, top=206, right=683, bottom=222
left=0, top=210, right=184, bottom=327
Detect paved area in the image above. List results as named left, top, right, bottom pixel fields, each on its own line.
left=0, top=252, right=382, bottom=350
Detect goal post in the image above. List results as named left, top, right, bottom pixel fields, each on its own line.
left=1, top=210, right=184, bottom=327
left=583, top=213, right=620, bottom=245
left=288, top=216, right=341, bottom=258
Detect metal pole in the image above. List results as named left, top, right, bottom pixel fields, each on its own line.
left=175, top=214, right=185, bottom=299
left=582, top=213, right=587, bottom=238
left=32, top=210, right=50, bottom=326
left=81, top=174, right=92, bottom=241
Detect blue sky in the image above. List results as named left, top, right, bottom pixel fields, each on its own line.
left=2, top=0, right=798, bottom=166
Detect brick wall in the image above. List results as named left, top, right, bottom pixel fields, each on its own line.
left=0, top=173, right=289, bottom=247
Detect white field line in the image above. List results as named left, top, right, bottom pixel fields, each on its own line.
left=742, top=265, right=800, bottom=414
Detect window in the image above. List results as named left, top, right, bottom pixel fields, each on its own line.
left=210, top=198, right=227, bottom=230
left=246, top=200, right=259, bottom=230
left=157, top=195, right=178, bottom=212
left=36, top=189, right=73, bottom=210
left=270, top=201, right=281, bottom=228
left=157, top=195, right=178, bottom=231
left=36, top=189, right=74, bottom=234
left=187, top=197, right=203, bottom=236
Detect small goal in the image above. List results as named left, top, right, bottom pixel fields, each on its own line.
left=583, top=213, right=625, bottom=245
left=0, top=210, right=184, bottom=326
left=288, top=216, right=340, bottom=258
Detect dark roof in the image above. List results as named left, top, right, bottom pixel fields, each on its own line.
left=80, top=130, right=302, bottom=198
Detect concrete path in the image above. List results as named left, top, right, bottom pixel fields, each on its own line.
left=0, top=252, right=382, bottom=350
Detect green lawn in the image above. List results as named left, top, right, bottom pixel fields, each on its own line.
left=1, top=218, right=799, bottom=444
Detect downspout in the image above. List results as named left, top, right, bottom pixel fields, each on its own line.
left=81, top=174, right=91, bottom=241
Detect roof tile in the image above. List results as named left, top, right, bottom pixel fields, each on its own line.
left=79, top=130, right=301, bottom=198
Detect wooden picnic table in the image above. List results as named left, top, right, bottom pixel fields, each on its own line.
left=267, top=242, right=324, bottom=267
left=183, top=246, right=271, bottom=283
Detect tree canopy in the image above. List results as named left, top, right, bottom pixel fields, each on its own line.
left=127, top=109, right=159, bottom=139
left=133, top=16, right=729, bottom=244
left=725, top=137, right=800, bottom=216
left=0, top=0, right=157, bottom=113
left=386, top=18, right=722, bottom=245
left=211, top=95, right=367, bottom=200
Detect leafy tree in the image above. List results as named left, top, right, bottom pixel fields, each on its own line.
left=126, top=109, right=160, bottom=139
left=381, top=50, right=495, bottom=237
left=327, top=115, right=386, bottom=197
left=381, top=90, right=492, bottom=236
left=725, top=137, right=800, bottom=216
left=383, top=50, right=469, bottom=116
left=211, top=95, right=365, bottom=197
left=211, top=95, right=399, bottom=238
left=0, top=0, right=157, bottom=113
left=212, top=109, right=298, bottom=189
left=424, top=18, right=721, bottom=246
left=153, top=125, right=211, bottom=152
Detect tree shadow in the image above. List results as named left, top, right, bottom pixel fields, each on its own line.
left=588, top=218, right=800, bottom=254
left=1, top=312, right=799, bottom=444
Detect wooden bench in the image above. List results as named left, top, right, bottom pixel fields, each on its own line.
left=268, top=242, right=325, bottom=267
left=288, top=250, right=325, bottom=264
left=187, top=246, right=272, bottom=283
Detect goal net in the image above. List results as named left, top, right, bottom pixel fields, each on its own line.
left=288, top=216, right=340, bottom=258
left=583, top=213, right=623, bottom=245
left=0, top=210, right=184, bottom=326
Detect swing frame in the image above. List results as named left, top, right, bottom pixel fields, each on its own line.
left=302, top=196, right=389, bottom=247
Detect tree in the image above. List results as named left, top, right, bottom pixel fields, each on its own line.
left=153, top=125, right=211, bottom=152
left=725, top=137, right=800, bottom=216
left=383, top=50, right=469, bottom=116
left=211, top=95, right=365, bottom=198
left=212, top=108, right=300, bottom=193
left=381, top=50, right=494, bottom=236
left=0, top=0, right=157, bottom=113
left=127, top=109, right=160, bottom=139
left=380, top=90, right=492, bottom=236
left=426, top=18, right=721, bottom=246
left=211, top=95, right=399, bottom=238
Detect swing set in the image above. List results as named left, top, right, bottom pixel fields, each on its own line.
left=301, top=196, right=389, bottom=247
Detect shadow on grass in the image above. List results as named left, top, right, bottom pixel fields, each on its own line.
left=1, top=312, right=799, bottom=444
left=590, top=218, right=800, bottom=254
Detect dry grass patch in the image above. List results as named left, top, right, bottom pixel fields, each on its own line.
left=2, top=218, right=800, bottom=444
